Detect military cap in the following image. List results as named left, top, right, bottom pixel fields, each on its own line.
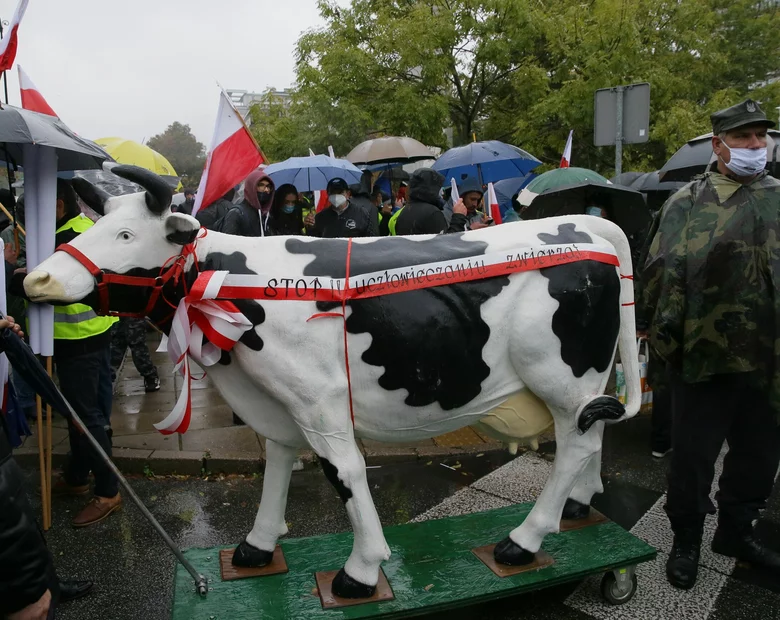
left=711, top=99, right=775, bottom=135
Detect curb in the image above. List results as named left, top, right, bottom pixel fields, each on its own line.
left=14, top=442, right=510, bottom=477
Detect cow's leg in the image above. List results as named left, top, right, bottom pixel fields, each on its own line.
left=563, top=423, right=605, bottom=520
left=304, top=430, right=390, bottom=598
left=494, top=411, right=603, bottom=565
left=232, top=439, right=298, bottom=567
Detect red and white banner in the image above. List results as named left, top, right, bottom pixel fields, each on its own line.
left=560, top=130, right=573, bottom=168
left=0, top=0, right=28, bottom=73
left=18, top=65, right=57, bottom=117
left=192, top=89, right=266, bottom=217
left=486, top=182, right=502, bottom=225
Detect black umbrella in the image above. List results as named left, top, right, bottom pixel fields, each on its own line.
left=520, top=182, right=650, bottom=236
left=0, top=104, right=111, bottom=171
left=630, top=171, right=687, bottom=212
left=659, top=130, right=780, bottom=182
left=0, top=324, right=207, bottom=595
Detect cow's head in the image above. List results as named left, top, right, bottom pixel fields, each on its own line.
left=24, top=165, right=201, bottom=317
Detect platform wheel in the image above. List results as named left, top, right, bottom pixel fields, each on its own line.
left=600, top=567, right=637, bottom=605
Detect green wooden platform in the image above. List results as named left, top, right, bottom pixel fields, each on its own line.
left=172, top=503, right=656, bottom=619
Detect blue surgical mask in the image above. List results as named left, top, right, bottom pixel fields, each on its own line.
left=586, top=206, right=603, bottom=217
left=282, top=204, right=295, bottom=214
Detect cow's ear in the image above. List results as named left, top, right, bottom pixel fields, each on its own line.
left=165, top=212, right=200, bottom=245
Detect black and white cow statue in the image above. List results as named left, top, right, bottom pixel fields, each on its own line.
left=25, top=167, right=640, bottom=599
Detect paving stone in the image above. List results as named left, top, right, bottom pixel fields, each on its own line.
left=115, top=375, right=176, bottom=395
left=433, top=426, right=485, bottom=447
left=411, top=487, right=512, bottom=522
left=364, top=445, right=417, bottom=464
left=112, top=432, right=180, bottom=451
left=188, top=388, right=227, bottom=409
left=112, top=391, right=177, bottom=415
left=181, top=426, right=262, bottom=455
left=146, top=449, right=204, bottom=476
left=205, top=450, right=264, bottom=475
left=360, top=438, right=434, bottom=450
left=24, top=425, right=69, bottom=447
left=112, top=448, right=154, bottom=474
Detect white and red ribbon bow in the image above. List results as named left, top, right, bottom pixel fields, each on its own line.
left=154, top=271, right=253, bottom=434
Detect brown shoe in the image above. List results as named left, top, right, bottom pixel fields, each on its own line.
left=72, top=494, right=122, bottom=527
left=52, top=477, right=90, bottom=497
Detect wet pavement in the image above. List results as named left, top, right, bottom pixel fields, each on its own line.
left=24, top=413, right=780, bottom=620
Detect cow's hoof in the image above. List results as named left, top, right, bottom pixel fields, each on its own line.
left=331, top=568, right=377, bottom=599
left=493, top=537, right=535, bottom=566
left=231, top=540, right=274, bottom=567
left=562, top=497, right=591, bottom=520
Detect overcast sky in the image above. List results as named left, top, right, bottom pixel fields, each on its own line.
left=3, top=0, right=336, bottom=146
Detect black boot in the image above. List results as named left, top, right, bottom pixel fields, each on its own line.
left=666, top=520, right=703, bottom=590
left=712, top=520, right=780, bottom=571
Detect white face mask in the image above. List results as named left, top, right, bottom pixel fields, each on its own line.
left=720, top=141, right=767, bottom=177
left=329, top=194, right=348, bottom=211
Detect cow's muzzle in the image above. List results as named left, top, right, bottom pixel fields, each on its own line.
left=24, top=270, right=68, bottom=302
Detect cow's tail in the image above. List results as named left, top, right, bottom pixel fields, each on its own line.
left=577, top=217, right=641, bottom=432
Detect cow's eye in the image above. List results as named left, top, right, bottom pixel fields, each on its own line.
left=117, top=230, right=134, bottom=242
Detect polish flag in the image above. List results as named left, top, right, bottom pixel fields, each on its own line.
left=313, top=189, right=329, bottom=213
left=486, top=182, right=502, bottom=225
left=560, top=130, right=573, bottom=168
left=18, top=65, right=57, bottom=117
left=0, top=0, right=29, bottom=73
left=192, top=90, right=266, bottom=216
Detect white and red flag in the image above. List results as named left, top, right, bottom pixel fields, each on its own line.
left=18, top=65, right=57, bottom=117
left=192, top=89, right=266, bottom=217
left=486, top=182, right=502, bottom=225
left=0, top=0, right=28, bottom=73
left=560, top=130, right=573, bottom=168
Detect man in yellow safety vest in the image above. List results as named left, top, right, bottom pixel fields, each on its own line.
left=13, top=180, right=121, bottom=527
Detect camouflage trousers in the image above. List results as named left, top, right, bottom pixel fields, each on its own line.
left=110, top=318, right=157, bottom=380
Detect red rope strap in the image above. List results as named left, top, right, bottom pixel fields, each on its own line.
left=306, top=239, right=356, bottom=425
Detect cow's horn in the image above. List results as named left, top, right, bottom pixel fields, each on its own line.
left=71, top=177, right=110, bottom=216
left=110, top=165, right=172, bottom=214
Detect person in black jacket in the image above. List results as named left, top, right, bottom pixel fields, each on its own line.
left=348, top=170, right=376, bottom=215
left=0, top=317, right=93, bottom=620
left=267, top=184, right=304, bottom=236
left=305, top=178, right=379, bottom=238
left=221, top=170, right=275, bottom=237
left=393, top=168, right=468, bottom=235
left=195, top=188, right=235, bottom=230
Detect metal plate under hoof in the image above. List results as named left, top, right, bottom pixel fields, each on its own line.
left=219, top=546, right=288, bottom=581
left=560, top=508, right=610, bottom=532
left=472, top=544, right=555, bottom=578
left=315, top=568, right=394, bottom=609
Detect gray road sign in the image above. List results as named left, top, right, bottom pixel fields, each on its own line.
left=594, top=82, right=651, bottom=146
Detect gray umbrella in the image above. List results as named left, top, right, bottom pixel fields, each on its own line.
left=0, top=104, right=111, bottom=170
left=611, top=171, right=646, bottom=187
left=659, top=130, right=780, bottom=182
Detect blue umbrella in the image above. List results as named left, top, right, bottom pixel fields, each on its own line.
left=265, top=155, right=363, bottom=192
left=493, top=174, right=536, bottom=218
left=432, top=140, right=541, bottom=185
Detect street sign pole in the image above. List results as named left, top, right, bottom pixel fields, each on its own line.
left=615, top=86, right=624, bottom=177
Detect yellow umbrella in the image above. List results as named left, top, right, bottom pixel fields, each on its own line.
left=94, top=137, right=180, bottom=188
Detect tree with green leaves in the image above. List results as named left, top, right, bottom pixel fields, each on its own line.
left=251, top=0, right=780, bottom=175
left=147, top=122, right=206, bottom=184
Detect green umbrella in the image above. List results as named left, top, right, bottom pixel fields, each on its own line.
left=517, top=167, right=650, bottom=236
left=518, top=167, right=611, bottom=203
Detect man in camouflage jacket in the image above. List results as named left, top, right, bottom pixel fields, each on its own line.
left=642, top=99, right=780, bottom=590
